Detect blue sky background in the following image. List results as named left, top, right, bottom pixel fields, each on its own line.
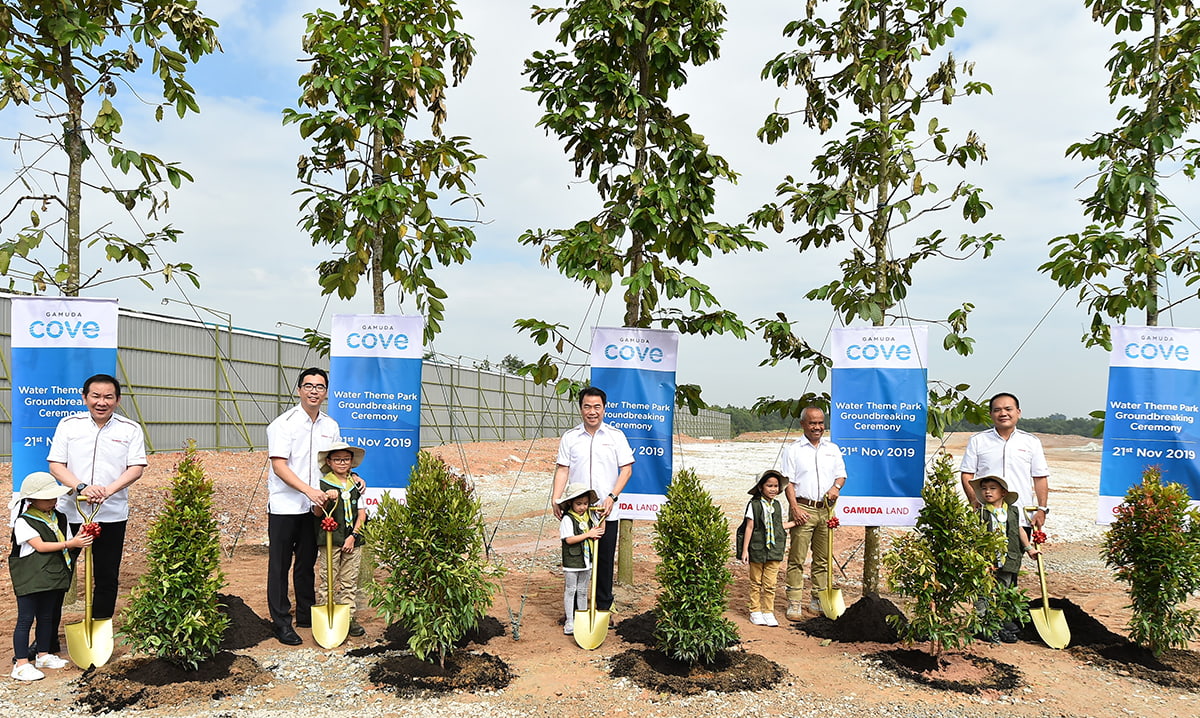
left=5, top=1, right=1199, bottom=418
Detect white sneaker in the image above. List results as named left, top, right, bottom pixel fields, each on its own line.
left=810, top=598, right=823, bottom=614
left=749, top=611, right=766, bottom=625
left=564, top=622, right=574, bottom=635
left=763, top=613, right=779, bottom=627
left=11, top=663, right=44, bottom=681
left=33, top=654, right=68, bottom=670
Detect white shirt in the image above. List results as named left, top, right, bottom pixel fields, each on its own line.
left=780, top=436, right=846, bottom=501
left=959, top=428, right=1049, bottom=527
left=555, top=422, right=634, bottom=521
left=48, top=412, right=147, bottom=523
left=266, top=405, right=341, bottom=514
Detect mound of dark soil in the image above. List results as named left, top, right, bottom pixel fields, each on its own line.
left=218, top=592, right=274, bottom=650
left=1017, top=597, right=1126, bottom=647
left=348, top=615, right=506, bottom=657
left=614, top=610, right=657, bottom=646
left=76, top=652, right=269, bottom=713
left=610, top=648, right=786, bottom=694
left=869, top=649, right=1021, bottom=694
left=1070, top=644, right=1200, bottom=690
left=800, top=594, right=906, bottom=643
left=369, top=651, right=512, bottom=696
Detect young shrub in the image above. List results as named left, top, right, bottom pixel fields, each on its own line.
left=121, top=442, right=229, bottom=670
left=1102, top=466, right=1200, bottom=655
left=364, top=451, right=502, bottom=667
left=652, top=467, right=738, bottom=664
left=882, top=452, right=1016, bottom=657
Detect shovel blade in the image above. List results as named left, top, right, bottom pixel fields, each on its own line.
left=573, top=607, right=611, bottom=650
left=1029, top=605, right=1070, bottom=649
left=310, top=604, right=352, bottom=649
left=818, top=589, right=845, bottom=620
left=65, top=617, right=113, bottom=669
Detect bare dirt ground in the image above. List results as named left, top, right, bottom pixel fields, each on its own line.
left=1, top=432, right=1199, bottom=717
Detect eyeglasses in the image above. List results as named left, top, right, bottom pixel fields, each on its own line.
left=327, top=455, right=353, bottom=463
left=300, top=383, right=327, bottom=392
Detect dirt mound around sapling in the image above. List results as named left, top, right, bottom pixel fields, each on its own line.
left=369, top=651, right=513, bottom=695
left=76, top=652, right=270, bottom=712
left=218, top=592, right=275, bottom=650
left=614, top=610, right=657, bottom=646
left=869, top=649, right=1021, bottom=694
left=1018, top=597, right=1125, bottom=647
left=799, top=594, right=906, bottom=643
left=1069, top=644, right=1200, bottom=690
left=610, top=648, right=786, bottom=694
left=348, top=615, right=506, bottom=657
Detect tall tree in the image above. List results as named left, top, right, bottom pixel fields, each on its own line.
left=1041, top=0, right=1200, bottom=349
left=751, top=1, right=1000, bottom=593
left=0, top=1, right=218, bottom=295
left=284, top=0, right=481, bottom=341
left=518, top=0, right=765, bottom=408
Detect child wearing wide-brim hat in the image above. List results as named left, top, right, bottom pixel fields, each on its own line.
left=312, top=441, right=369, bottom=637
left=558, top=483, right=603, bottom=635
left=8, top=472, right=93, bottom=681
left=739, top=470, right=797, bottom=627
left=971, top=474, right=1038, bottom=643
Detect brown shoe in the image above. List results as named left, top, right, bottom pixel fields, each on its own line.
left=786, top=601, right=804, bottom=621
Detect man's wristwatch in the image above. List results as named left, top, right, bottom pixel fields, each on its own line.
left=1037, top=506, right=1050, bottom=515
left=608, top=493, right=619, bottom=501
left=75, top=482, right=87, bottom=494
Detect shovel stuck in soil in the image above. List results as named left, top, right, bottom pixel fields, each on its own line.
left=818, top=501, right=845, bottom=620
left=311, top=522, right=351, bottom=649
left=1025, top=507, right=1070, bottom=649
left=574, top=536, right=610, bottom=650
left=66, top=502, right=113, bottom=669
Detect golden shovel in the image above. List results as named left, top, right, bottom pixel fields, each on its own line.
left=310, top=516, right=351, bottom=649
left=817, top=500, right=845, bottom=620
left=1024, top=507, right=1070, bottom=649
left=66, top=502, right=113, bottom=669
left=574, top=536, right=611, bottom=650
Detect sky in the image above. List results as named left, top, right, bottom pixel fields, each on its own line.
left=4, top=1, right=1198, bottom=418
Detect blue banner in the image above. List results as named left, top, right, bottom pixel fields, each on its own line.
left=590, top=327, right=678, bottom=520
left=329, top=314, right=423, bottom=508
left=1098, top=325, right=1200, bottom=522
left=830, top=326, right=928, bottom=527
left=11, top=297, right=119, bottom=490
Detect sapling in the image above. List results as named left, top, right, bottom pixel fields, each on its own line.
left=364, top=451, right=502, bottom=667
left=652, top=468, right=738, bottom=664
left=1103, top=466, right=1200, bottom=655
left=883, top=452, right=1021, bottom=657
left=121, top=442, right=229, bottom=670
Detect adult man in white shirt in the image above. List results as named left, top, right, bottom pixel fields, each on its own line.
left=266, top=367, right=341, bottom=645
left=48, top=373, right=147, bottom=620
left=960, top=392, right=1050, bottom=533
left=781, top=406, right=847, bottom=621
left=551, top=387, right=634, bottom=612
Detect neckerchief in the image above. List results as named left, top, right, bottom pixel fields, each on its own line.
left=331, top=473, right=355, bottom=529
left=21, top=507, right=72, bottom=568
left=759, top=497, right=777, bottom=547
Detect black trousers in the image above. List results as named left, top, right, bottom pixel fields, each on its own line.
left=595, top=519, right=619, bottom=611
left=70, top=519, right=126, bottom=621
left=267, top=512, right=317, bottom=629
left=13, top=590, right=64, bottom=660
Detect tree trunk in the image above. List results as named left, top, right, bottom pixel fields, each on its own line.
left=60, top=44, right=83, bottom=297
left=370, top=21, right=391, bottom=315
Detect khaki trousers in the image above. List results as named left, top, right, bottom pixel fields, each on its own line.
left=786, top=503, right=831, bottom=602
left=315, top=542, right=361, bottom=614
left=747, top=559, right=782, bottom=613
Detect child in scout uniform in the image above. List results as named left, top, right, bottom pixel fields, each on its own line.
left=8, top=472, right=94, bottom=681
left=738, top=470, right=797, bottom=627
left=558, top=484, right=604, bottom=635
left=313, top=441, right=369, bottom=637
left=972, top=474, right=1039, bottom=643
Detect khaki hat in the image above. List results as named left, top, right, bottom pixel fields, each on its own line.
left=748, top=469, right=786, bottom=496
left=317, top=441, right=366, bottom=473
left=557, top=483, right=598, bottom=511
left=969, top=474, right=1019, bottom=506
left=9, top=471, right=71, bottom=509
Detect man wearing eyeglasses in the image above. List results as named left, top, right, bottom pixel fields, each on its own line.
left=266, top=367, right=341, bottom=645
